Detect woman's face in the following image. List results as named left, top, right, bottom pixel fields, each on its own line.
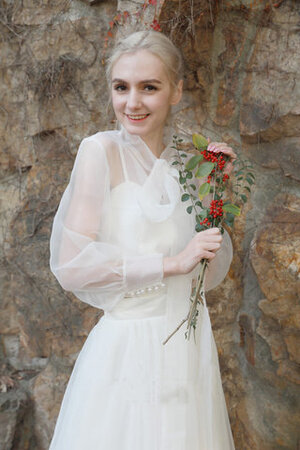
left=111, top=49, right=182, bottom=151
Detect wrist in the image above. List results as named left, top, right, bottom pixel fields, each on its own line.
left=163, top=256, right=181, bottom=277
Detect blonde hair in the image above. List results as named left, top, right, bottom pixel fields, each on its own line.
left=106, top=31, right=183, bottom=89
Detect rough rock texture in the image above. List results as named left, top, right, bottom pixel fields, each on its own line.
left=0, top=0, right=299, bottom=449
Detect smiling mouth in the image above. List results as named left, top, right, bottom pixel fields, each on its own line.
left=126, top=113, right=150, bottom=121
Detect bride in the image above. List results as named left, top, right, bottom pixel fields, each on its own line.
left=49, top=30, right=236, bottom=449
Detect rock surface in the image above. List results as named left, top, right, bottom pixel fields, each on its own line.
left=0, top=0, right=299, bottom=448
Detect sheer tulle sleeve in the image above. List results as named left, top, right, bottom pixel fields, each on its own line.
left=49, top=137, right=163, bottom=311
left=204, top=228, right=233, bottom=291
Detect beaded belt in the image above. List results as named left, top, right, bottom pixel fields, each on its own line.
left=124, top=281, right=167, bottom=298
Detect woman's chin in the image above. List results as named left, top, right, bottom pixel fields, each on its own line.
left=122, top=121, right=151, bottom=136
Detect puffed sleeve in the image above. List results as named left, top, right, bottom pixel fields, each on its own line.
left=204, top=228, right=233, bottom=291
left=49, top=136, right=163, bottom=311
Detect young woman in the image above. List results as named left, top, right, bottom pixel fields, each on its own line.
left=49, top=31, right=236, bottom=449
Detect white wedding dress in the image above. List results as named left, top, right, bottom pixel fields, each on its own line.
left=49, top=125, right=235, bottom=450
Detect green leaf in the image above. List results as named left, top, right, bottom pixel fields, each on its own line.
left=244, top=186, right=251, bottom=192
left=195, top=162, right=215, bottom=178
left=180, top=153, right=187, bottom=158
left=198, top=182, right=210, bottom=200
left=185, top=154, right=203, bottom=170
left=186, top=205, right=193, bottom=214
left=198, top=210, right=208, bottom=219
left=193, top=133, right=209, bottom=150
left=179, top=176, right=186, bottom=184
left=195, top=223, right=205, bottom=232
left=224, top=219, right=234, bottom=228
left=235, top=169, right=243, bottom=176
left=195, top=200, right=202, bottom=208
left=186, top=171, right=193, bottom=179
left=240, top=194, right=247, bottom=203
left=223, top=204, right=241, bottom=216
left=246, top=176, right=254, bottom=185
left=172, top=160, right=180, bottom=165
left=181, top=193, right=190, bottom=202
left=190, top=184, right=196, bottom=191
left=225, top=212, right=235, bottom=227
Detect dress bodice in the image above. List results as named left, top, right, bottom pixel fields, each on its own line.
left=106, top=171, right=195, bottom=320
left=109, top=181, right=189, bottom=258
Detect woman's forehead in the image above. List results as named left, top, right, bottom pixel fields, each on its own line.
left=111, top=50, right=169, bottom=83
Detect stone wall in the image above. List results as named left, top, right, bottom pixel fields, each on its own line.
left=0, top=0, right=299, bottom=448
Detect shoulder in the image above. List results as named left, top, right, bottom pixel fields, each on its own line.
left=75, top=130, right=123, bottom=182
left=76, top=129, right=120, bottom=159
left=80, top=130, right=121, bottom=149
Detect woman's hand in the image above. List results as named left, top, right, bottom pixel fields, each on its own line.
left=207, top=138, right=237, bottom=175
left=163, top=228, right=222, bottom=277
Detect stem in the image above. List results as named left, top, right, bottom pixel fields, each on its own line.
left=163, top=259, right=208, bottom=344
left=162, top=315, right=188, bottom=345
left=186, top=259, right=207, bottom=339
left=212, top=173, right=216, bottom=227
left=174, top=143, right=201, bottom=218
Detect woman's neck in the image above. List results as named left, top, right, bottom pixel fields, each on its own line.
left=142, top=131, right=165, bottom=158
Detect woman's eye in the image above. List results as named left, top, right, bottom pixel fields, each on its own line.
left=144, top=85, right=157, bottom=91
left=114, top=85, right=127, bottom=91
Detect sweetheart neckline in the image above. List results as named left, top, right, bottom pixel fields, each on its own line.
left=110, top=180, right=142, bottom=195
left=109, top=158, right=180, bottom=196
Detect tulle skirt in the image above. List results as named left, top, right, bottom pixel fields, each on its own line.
left=49, top=292, right=235, bottom=450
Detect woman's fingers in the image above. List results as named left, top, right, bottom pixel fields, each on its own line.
left=197, top=227, right=222, bottom=240
left=207, top=141, right=236, bottom=175
left=176, top=227, right=223, bottom=274
left=199, top=227, right=220, bottom=234
left=202, top=250, right=217, bottom=260
left=197, top=241, right=221, bottom=252
left=194, top=228, right=222, bottom=252
left=207, top=142, right=236, bottom=159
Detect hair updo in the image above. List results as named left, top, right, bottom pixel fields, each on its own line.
left=106, top=31, right=183, bottom=89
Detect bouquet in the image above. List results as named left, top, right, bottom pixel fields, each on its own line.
left=163, top=133, right=255, bottom=344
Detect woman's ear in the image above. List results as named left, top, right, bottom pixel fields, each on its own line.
left=170, top=79, right=183, bottom=105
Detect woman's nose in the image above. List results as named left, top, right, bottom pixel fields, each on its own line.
left=126, top=89, right=141, bottom=109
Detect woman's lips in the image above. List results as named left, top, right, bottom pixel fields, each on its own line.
left=125, top=113, right=150, bottom=122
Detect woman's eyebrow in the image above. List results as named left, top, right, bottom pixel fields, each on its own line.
left=112, top=78, right=127, bottom=84
left=140, top=79, right=163, bottom=84
left=112, top=78, right=163, bottom=84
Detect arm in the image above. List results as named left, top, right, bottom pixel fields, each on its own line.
left=163, top=227, right=223, bottom=277
left=163, top=227, right=233, bottom=290
left=50, top=137, right=163, bottom=311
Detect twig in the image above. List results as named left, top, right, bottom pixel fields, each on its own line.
left=186, top=259, right=207, bottom=339
left=163, top=259, right=208, bottom=345
left=162, top=315, right=188, bottom=345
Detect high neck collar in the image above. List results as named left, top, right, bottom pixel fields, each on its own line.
left=117, top=124, right=174, bottom=162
